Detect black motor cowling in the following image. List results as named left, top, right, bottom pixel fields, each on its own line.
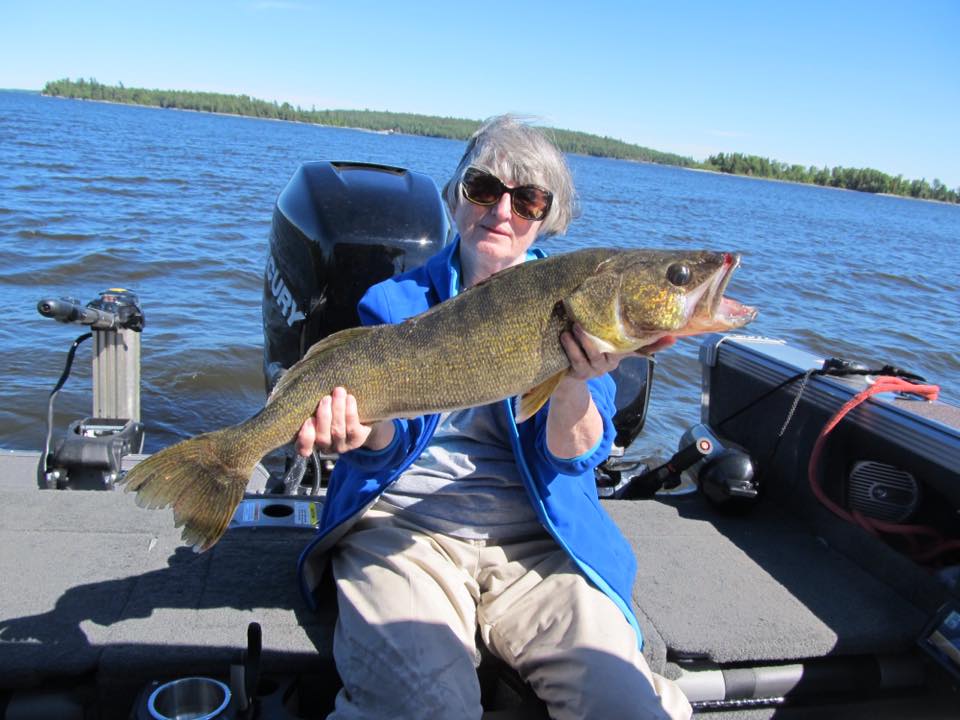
left=261, top=160, right=654, bottom=459
left=262, top=161, right=452, bottom=391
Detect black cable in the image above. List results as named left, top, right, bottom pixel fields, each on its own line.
left=715, top=370, right=814, bottom=431
left=713, top=360, right=929, bottom=484
left=37, top=332, right=92, bottom=487
left=716, top=362, right=927, bottom=434
left=310, top=450, right=322, bottom=495
left=281, top=453, right=307, bottom=495
left=280, top=449, right=324, bottom=495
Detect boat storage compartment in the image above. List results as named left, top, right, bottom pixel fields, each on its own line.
left=603, top=334, right=959, bottom=712
left=698, top=334, right=960, bottom=556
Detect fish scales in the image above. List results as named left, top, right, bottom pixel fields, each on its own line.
left=118, top=247, right=756, bottom=550
left=252, top=247, right=614, bottom=450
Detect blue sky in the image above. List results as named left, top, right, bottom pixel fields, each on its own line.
left=2, top=0, right=957, bottom=187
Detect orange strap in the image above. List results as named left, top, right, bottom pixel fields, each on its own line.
left=806, top=376, right=959, bottom=564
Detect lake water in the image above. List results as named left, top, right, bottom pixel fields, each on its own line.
left=1, top=90, right=958, bottom=463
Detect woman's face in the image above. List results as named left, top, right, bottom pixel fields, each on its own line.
left=454, top=176, right=543, bottom=276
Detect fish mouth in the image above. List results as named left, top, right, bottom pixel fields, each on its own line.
left=680, top=253, right=757, bottom=334
left=571, top=251, right=757, bottom=354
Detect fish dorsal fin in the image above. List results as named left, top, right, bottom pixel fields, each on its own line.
left=267, top=325, right=374, bottom=405
left=514, top=370, right=567, bottom=423
left=304, top=325, right=373, bottom=361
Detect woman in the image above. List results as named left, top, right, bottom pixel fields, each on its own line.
left=296, top=116, right=690, bottom=720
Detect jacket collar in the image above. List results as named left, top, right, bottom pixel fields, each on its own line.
left=425, top=235, right=462, bottom=302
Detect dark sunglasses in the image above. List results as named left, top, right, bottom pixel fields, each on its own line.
left=460, top=167, right=553, bottom=221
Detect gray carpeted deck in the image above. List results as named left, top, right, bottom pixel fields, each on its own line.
left=0, top=482, right=333, bottom=714
left=605, top=497, right=931, bottom=668
left=0, top=452, right=948, bottom=713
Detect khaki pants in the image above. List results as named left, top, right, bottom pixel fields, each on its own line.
left=328, top=507, right=691, bottom=720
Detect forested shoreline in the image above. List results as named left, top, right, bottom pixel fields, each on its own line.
left=705, top=152, right=957, bottom=203
left=42, top=79, right=958, bottom=204
left=41, top=78, right=691, bottom=167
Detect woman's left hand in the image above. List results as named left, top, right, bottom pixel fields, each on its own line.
left=561, top=324, right=677, bottom=381
left=560, top=324, right=631, bottom=381
left=547, top=325, right=624, bottom=458
left=548, top=324, right=676, bottom=458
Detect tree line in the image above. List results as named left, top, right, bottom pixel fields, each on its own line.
left=705, top=152, right=957, bottom=204
left=43, top=79, right=957, bottom=204
left=42, top=78, right=690, bottom=167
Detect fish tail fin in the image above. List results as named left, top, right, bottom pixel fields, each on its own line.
left=119, top=427, right=256, bottom=552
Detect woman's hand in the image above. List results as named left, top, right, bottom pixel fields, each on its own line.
left=546, top=325, right=675, bottom=458
left=295, top=386, right=394, bottom=456
left=560, top=325, right=628, bottom=381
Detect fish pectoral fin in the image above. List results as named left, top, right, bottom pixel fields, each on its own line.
left=267, top=325, right=376, bottom=404
left=515, top=371, right=567, bottom=423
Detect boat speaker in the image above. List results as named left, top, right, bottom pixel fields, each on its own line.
left=845, top=461, right=919, bottom=523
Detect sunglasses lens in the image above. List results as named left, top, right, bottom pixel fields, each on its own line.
left=461, top=168, right=552, bottom=221
left=512, top=187, right=550, bottom=221
left=462, top=171, right=503, bottom=205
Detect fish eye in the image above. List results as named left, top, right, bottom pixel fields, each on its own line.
left=666, top=263, right=691, bottom=286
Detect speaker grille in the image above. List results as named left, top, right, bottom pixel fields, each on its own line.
left=846, top=461, right=919, bottom=522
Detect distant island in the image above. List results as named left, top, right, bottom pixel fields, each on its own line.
left=43, top=79, right=958, bottom=205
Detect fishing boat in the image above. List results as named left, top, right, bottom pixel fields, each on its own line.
left=1, top=162, right=957, bottom=719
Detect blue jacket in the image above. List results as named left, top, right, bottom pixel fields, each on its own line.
left=297, top=237, right=642, bottom=646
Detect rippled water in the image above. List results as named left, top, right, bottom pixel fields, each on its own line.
left=1, top=91, right=957, bottom=461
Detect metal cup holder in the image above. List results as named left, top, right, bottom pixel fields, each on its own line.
left=146, top=677, right=232, bottom=720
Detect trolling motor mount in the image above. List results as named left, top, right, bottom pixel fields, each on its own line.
left=37, top=289, right=146, bottom=489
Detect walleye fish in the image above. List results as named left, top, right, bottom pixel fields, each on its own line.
left=120, top=248, right=756, bottom=550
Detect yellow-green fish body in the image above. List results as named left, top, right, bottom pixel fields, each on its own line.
left=120, top=248, right=756, bottom=550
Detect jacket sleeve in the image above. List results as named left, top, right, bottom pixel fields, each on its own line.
left=532, top=374, right=617, bottom=476
left=357, top=282, right=394, bottom=326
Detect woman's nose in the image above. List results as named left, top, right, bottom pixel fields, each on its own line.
left=492, top=190, right=513, bottom=220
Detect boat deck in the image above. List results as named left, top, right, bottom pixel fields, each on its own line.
left=2, top=449, right=957, bottom=718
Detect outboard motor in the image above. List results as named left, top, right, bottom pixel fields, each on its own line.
left=262, top=161, right=452, bottom=392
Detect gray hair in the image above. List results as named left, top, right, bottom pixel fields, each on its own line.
left=443, top=115, right=579, bottom=237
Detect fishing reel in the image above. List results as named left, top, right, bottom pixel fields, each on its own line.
left=37, top=289, right=146, bottom=489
